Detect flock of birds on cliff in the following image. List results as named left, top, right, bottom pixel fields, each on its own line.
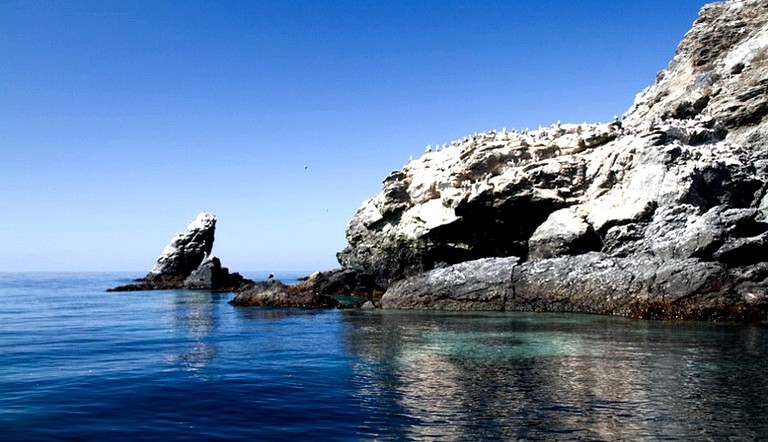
left=412, top=116, right=621, bottom=159
left=400, top=117, right=620, bottom=193
left=412, top=110, right=721, bottom=162
left=398, top=110, right=725, bottom=201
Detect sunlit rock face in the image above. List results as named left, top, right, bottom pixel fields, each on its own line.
left=623, top=0, right=768, bottom=146
left=339, top=0, right=768, bottom=320
left=338, top=123, right=606, bottom=287
left=149, top=212, right=216, bottom=277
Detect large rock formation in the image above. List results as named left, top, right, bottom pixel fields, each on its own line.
left=108, top=212, right=251, bottom=292
left=149, top=212, right=217, bottom=279
left=340, top=0, right=768, bottom=320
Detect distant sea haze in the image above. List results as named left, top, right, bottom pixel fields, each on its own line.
left=1, top=272, right=766, bottom=440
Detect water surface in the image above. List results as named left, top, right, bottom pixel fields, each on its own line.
left=1, top=273, right=766, bottom=440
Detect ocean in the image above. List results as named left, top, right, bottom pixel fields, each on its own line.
left=1, top=272, right=767, bottom=440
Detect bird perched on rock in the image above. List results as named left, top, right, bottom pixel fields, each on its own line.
left=610, top=115, right=623, bottom=131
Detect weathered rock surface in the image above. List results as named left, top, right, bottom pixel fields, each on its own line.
left=108, top=213, right=251, bottom=292
left=528, top=208, right=600, bottom=260
left=294, top=268, right=384, bottom=298
left=379, top=253, right=766, bottom=321
left=380, top=257, right=519, bottom=310
left=508, top=253, right=764, bottom=321
left=149, top=212, right=216, bottom=278
left=623, top=0, right=768, bottom=147
left=183, top=255, right=249, bottom=292
left=338, top=0, right=768, bottom=320
left=230, top=280, right=340, bottom=308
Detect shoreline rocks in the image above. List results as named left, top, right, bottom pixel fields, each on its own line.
left=507, top=253, right=763, bottom=322
left=229, top=280, right=340, bottom=308
left=378, top=253, right=765, bottom=321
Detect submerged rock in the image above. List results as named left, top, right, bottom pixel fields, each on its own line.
left=108, top=213, right=251, bottom=292
left=333, top=0, right=768, bottom=321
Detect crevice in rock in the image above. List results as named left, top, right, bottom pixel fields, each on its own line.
left=569, top=226, right=604, bottom=255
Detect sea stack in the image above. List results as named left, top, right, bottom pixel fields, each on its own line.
left=334, top=0, right=768, bottom=321
left=108, top=212, right=250, bottom=292
left=148, top=212, right=216, bottom=279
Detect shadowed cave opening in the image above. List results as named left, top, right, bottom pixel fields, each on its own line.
left=423, top=197, right=574, bottom=268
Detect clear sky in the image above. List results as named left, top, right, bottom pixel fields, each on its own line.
left=1, top=0, right=710, bottom=273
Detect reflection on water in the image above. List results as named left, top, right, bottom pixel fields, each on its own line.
left=163, top=291, right=226, bottom=372
left=234, top=306, right=326, bottom=322
left=342, top=310, right=768, bottom=440
left=2, top=274, right=767, bottom=440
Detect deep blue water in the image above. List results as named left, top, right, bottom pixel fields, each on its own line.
left=1, top=273, right=768, bottom=441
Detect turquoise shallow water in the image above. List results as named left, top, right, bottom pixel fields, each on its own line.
left=1, top=272, right=767, bottom=440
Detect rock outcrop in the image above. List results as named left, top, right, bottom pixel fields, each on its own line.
left=147, top=212, right=216, bottom=279
left=507, top=253, right=764, bottom=321
left=182, top=255, right=249, bottom=292
left=336, top=0, right=768, bottom=320
left=380, top=257, right=519, bottom=310
left=230, top=280, right=340, bottom=308
left=108, top=213, right=251, bottom=292
left=380, top=253, right=764, bottom=321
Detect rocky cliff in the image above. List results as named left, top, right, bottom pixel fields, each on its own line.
left=336, top=0, right=768, bottom=320
left=108, top=212, right=250, bottom=292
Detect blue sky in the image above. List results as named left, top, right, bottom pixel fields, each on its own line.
left=1, top=0, right=709, bottom=273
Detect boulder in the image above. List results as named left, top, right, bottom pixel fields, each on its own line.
left=294, top=268, right=384, bottom=298
left=644, top=205, right=768, bottom=261
left=380, top=257, right=519, bottom=310
left=229, top=280, right=339, bottom=308
left=528, top=208, right=600, bottom=260
left=183, top=256, right=249, bottom=291
left=369, top=251, right=768, bottom=320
